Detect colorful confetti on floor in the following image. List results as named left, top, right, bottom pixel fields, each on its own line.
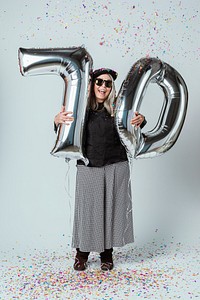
left=0, top=239, right=199, bottom=299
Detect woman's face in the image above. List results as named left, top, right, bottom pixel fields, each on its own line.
left=93, top=74, right=112, bottom=103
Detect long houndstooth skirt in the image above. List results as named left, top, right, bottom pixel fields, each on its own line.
left=72, top=160, right=134, bottom=253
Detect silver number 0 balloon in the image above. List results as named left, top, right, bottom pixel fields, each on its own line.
left=18, top=47, right=93, bottom=163
left=115, top=57, right=188, bottom=159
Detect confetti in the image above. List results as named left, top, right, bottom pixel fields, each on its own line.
left=2, top=0, right=197, bottom=61
left=0, top=239, right=199, bottom=299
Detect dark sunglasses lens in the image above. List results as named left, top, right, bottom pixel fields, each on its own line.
left=95, top=79, right=103, bottom=86
left=105, top=80, right=112, bottom=88
left=95, top=78, right=112, bottom=88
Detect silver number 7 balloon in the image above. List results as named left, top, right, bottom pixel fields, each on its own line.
left=18, top=46, right=93, bottom=164
left=115, top=57, right=188, bottom=159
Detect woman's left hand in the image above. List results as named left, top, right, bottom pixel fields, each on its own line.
left=130, top=111, right=145, bottom=128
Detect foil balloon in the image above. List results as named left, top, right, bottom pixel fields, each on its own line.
left=115, top=57, right=188, bottom=159
left=18, top=46, right=93, bottom=163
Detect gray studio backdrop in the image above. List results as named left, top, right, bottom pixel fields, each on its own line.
left=0, top=0, right=199, bottom=252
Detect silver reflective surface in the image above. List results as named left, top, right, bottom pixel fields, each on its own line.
left=18, top=47, right=93, bottom=163
left=115, top=57, right=188, bottom=159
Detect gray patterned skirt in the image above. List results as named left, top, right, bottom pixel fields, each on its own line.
left=72, top=160, right=134, bottom=253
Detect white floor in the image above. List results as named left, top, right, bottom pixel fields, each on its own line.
left=0, top=238, right=199, bottom=300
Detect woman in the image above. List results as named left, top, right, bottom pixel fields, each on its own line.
left=54, top=68, right=146, bottom=271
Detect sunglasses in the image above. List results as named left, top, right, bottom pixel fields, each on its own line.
left=94, top=78, right=112, bottom=88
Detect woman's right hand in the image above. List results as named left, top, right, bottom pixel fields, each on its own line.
left=54, top=105, right=74, bottom=127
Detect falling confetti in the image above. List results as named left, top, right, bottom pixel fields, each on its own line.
left=0, top=0, right=197, bottom=60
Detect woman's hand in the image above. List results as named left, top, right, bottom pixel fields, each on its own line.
left=130, top=111, right=145, bottom=128
left=54, top=105, right=74, bottom=127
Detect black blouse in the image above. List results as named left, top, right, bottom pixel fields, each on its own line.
left=78, top=106, right=128, bottom=167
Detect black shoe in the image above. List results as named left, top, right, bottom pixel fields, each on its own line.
left=73, top=248, right=89, bottom=271
left=101, top=261, right=113, bottom=271
left=100, top=248, right=113, bottom=271
left=73, top=257, right=88, bottom=271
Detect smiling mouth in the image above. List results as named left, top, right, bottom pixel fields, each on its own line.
left=98, top=90, right=106, bottom=94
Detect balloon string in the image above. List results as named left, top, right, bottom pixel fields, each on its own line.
left=123, top=156, right=134, bottom=246
left=64, top=160, right=73, bottom=234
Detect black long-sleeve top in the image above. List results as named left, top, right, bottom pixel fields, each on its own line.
left=77, top=104, right=146, bottom=167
